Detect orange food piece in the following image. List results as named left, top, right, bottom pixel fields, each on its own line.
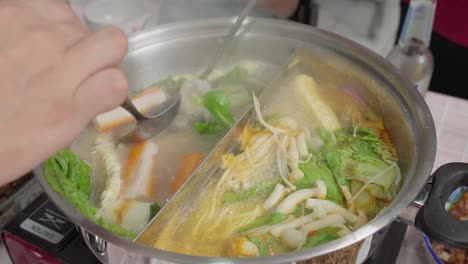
left=121, top=141, right=158, bottom=201
left=171, top=153, right=203, bottom=193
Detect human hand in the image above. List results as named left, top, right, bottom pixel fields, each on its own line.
left=256, top=0, right=299, bottom=18
left=0, top=0, right=129, bottom=185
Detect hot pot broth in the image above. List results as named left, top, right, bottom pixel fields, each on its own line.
left=44, top=61, right=275, bottom=238
left=151, top=59, right=402, bottom=257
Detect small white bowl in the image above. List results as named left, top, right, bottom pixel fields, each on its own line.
left=84, top=0, right=159, bottom=35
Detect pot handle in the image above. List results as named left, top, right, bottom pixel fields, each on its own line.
left=79, top=228, right=108, bottom=263
left=415, top=162, right=468, bottom=249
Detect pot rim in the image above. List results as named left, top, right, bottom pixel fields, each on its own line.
left=35, top=16, right=437, bottom=263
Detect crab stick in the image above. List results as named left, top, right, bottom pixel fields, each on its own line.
left=93, top=87, right=167, bottom=133
left=120, top=140, right=159, bottom=201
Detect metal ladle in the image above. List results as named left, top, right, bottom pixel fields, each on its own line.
left=118, top=0, right=257, bottom=143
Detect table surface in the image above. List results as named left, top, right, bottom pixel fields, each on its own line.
left=1, top=91, right=467, bottom=263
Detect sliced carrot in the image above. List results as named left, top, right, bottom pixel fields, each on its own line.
left=171, top=153, right=203, bottom=193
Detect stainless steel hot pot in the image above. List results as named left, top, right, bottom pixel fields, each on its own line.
left=34, top=17, right=468, bottom=264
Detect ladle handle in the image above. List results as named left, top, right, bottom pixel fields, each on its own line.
left=121, top=96, right=146, bottom=121
left=199, top=0, right=257, bottom=80
left=415, top=162, right=468, bottom=249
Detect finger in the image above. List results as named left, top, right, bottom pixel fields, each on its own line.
left=52, top=23, right=89, bottom=48
left=60, top=26, right=128, bottom=93
left=73, top=67, right=129, bottom=124
left=6, top=23, right=88, bottom=78
left=20, top=0, right=80, bottom=24
left=0, top=2, right=86, bottom=51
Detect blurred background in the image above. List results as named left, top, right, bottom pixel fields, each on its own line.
left=68, top=0, right=401, bottom=57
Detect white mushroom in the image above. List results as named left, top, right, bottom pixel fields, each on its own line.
left=334, top=224, right=351, bottom=237
left=287, top=137, right=300, bottom=169
left=312, top=206, right=327, bottom=219
left=296, top=129, right=310, bottom=160
left=299, top=214, right=346, bottom=235
left=280, top=228, right=306, bottom=249
left=276, top=189, right=319, bottom=215
left=270, top=213, right=317, bottom=238
left=305, top=199, right=360, bottom=225
left=248, top=215, right=296, bottom=236
left=277, top=135, right=296, bottom=191
left=315, top=180, right=327, bottom=199
left=289, top=169, right=305, bottom=182
left=263, top=183, right=285, bottom=211
left=287, top=135, right=306, bottom=182
left=230, top=237, right=259, bottom=257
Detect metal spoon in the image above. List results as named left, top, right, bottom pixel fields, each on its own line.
left=199, top=0, right=256, bottom=80
left=118, top=95, right=180, bottom=143
left=117, top=0, right=256, bottom=143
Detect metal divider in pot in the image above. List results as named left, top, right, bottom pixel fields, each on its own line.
left=33, top=17, right=468, bottom=264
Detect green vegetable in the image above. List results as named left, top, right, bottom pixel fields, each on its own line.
left=96, top=217, right=136, bottom=238
left=319, top=128, right=400, bottom=193
left=201, top=90, right=235, bottom=128
left=193, top=67, right=251, bottom=136
left=149, top=203, right=161, bottom=221
left=317, top=127, right=400, bottom=213
left=302, top=227, right=341, bottom=249
left=193, top=121, right=222, bottom=135
left=213, top=66, right=253, bottom=109
left=237, top=213, right=287, bottom=233
left=221, top=180, right=279, bottom=204
left=156, top=77, right=186, bottom=95
left=295, top=156, right=344, bottom=206
left=45, top=149, right=94, bottom=217
left=45, top=149, right=136, bottom=239
left=345, top=153, right=397, bottom=191
left=366, top=202, right=383, bottom=219
left=318, top=129, right=351, bottom=191
left=213, top=66, right=249, bottom=87
left=291, top=205, right=313, bottom=218
left=221, top=188, right=258, bottom=204
left=356, top=128, right=397, bottom=164
left=350, top=181, right=375, bottom=211
left=317, top=127, right=336, bottom=150
left=367, top=183, right=395, bottom=201
left=247, top=235, right=268, bottom=256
